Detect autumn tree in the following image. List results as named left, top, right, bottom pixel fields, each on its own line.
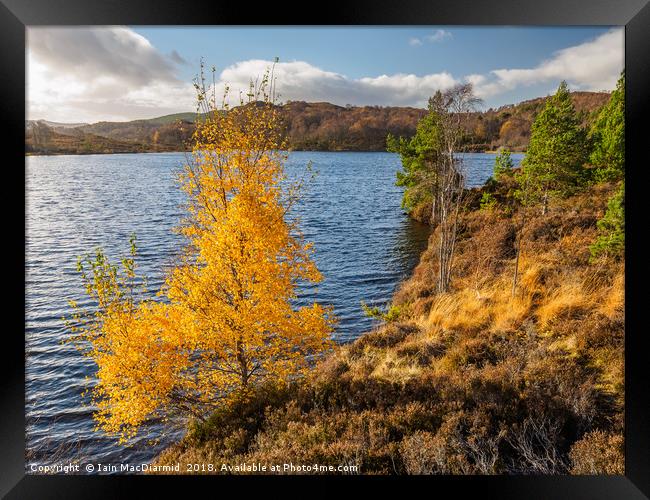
left=518, top=81, right=589, bottom=214
left=68, top=65, right=334, bottom=442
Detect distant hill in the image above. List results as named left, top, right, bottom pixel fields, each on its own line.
left=281, top=101, right=427, bottom=151
left=137, top=112, right=198, bottom=125
left=25, top=120, right=178, bottom=155
left=25, top=91, right=610, bottom=155
left=28, top=119, right=90, bottom=129
left=458, top=91, right=611, bottom=152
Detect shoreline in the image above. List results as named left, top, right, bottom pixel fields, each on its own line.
left=26, top=148, right=526, bottom=157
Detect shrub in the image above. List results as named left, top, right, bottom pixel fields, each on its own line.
left=590, top=182, right=624, bottom=260
left=480, top=192, right=498, bottom=211
left=569, top=430, right=624, bottom=475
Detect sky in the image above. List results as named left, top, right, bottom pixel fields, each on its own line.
left=27, top=26, right=624, bottom=123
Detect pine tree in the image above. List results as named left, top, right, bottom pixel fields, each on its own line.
left=387, top=111, right=443, bottom=214
left=519, top=81, right=589, bottom=213
left=590, top=181, right=625, bottom=260
left=589, top=72, right=624, bottom=182
left=493, top=148, right=515, bottom=182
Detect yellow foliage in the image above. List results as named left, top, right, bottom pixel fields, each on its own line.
left=69, top=67, right=334, bottom=443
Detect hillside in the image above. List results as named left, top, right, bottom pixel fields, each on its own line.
left=25, top=92, right=609, bottom=155
left=152, top=180, right=623, bottom=474
left=25, top=121, right=173, bottom=155
left=459, top=91, right=610, bottom=151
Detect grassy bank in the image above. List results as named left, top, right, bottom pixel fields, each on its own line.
left=151, top=179, right=623, bottom=475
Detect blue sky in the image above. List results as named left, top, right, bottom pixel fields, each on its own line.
left=134, top=26, right=610, bottom=80
left=27, top=26, right=624, bottom=122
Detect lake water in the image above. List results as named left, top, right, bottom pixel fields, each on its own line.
left=25, top=151, right=522, bottom=472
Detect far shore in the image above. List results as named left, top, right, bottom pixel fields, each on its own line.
left=26, top=148, right=527, bottom=157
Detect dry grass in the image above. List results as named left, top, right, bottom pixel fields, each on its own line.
left=536, top=282, right=593, bottom=329
left=152, top=182, right=624, bottom=475
left=599, top=269, right=624, bottom=320
left=370, top=350, right=423, bottom=382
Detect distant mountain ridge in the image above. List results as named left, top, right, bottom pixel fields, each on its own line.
left=26, top=91, right=610, bottom=155
left=26, top=119, right=90, bottom=129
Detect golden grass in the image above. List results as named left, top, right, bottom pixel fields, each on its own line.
left=536, top=282, right=593, bottom=328
left=423, top=273, right=536, bottom=336
left=370, top=349, right=423, bottom=382
left=416, top=228, right=622, bottom=340
left=426, top=290, right=491, bottom=333
left=491, top=289, right=534, bottom=332
left=598, top=269, right=624, bottom=320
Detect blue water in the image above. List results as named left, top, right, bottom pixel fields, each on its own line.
left=25, top=151, right=522, bottom=472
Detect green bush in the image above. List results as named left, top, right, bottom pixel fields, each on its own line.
left=480, top=192, right=498, bottom=211
left=590, top=182, right=624, bottom=260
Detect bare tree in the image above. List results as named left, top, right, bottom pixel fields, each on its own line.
left=511, top=172, right=530, bottom=297
left=428, top=84, right=482, bottom=293
left=462, top=432, right=503, bottom=474
left=505, top=416, right=568, bottom=474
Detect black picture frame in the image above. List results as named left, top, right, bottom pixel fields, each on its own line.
left=3, top=0, right=649, bottom=497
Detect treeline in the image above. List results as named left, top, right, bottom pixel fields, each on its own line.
left=26, top=92, right=608, bottom=155
left=460, top=90, right=609, bottom=152
left=281, top=101, right=425, bottom=150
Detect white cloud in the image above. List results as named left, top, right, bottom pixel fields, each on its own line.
left=472, top=29, right=624, bottom=99
left=27, top=26, right=194, bottom=122
left=409, top=29, right=453, bottom=47
left=211, top=59, right=458, bottom=108
left=427, top=30, right=453, bottom=42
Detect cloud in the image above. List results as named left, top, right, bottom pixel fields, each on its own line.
left=410, top=29, right=453, bottom=47
left=27, top=26, right=194, bottom=122
left=212, top=59, right=458, bottom=108
left=215, top=29, right=622, bottom=109
left=426, top=30, right=453, bottom=42
left=471, top=29, right=624, bottom=99
left=169, top=49, right=189, bottom=66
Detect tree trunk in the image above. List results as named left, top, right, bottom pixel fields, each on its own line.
left=541, top=188, right=548, bottom=215
left=236, top=340, right=249, bottom=387
left=511, top=235, right=521, bottom=298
